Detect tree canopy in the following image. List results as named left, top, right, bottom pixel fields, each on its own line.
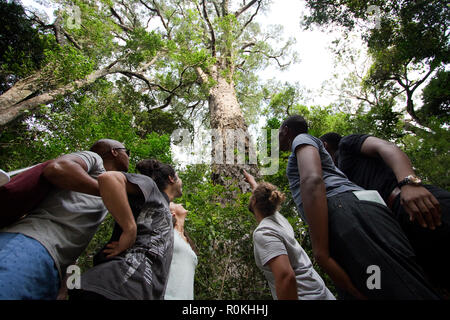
left=0, top=0, right=448, bottom=299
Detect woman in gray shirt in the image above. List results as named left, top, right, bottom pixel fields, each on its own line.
left=244, top=170, right=335, bottom=300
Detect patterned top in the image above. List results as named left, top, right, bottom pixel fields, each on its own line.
left=80, top=173, right=173, bottom=300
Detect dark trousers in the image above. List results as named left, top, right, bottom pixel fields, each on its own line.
left=391, top=185, right=450, bottom=292
left=327, top=191, right=440, bottom=300
left=69, top=289, right=109, bottom=300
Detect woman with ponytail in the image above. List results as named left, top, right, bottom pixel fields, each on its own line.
left=243, top=170, right=335, bottom=300
left=70, top=159, right=183, bottom=300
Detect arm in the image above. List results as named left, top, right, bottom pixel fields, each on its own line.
left=297, top=145, right=366, bottom=299
left=360, top=137, right=441, bottom=229
left=42, top=154, right=100, bottom=196
left=266, top=254, right=298, bottom=300
left=243, top=169, right=258, bottom=190
left=98, top=172, right=139, bottom=257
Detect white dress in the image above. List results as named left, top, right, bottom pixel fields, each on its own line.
left=164, top=230, right=198, bottom=300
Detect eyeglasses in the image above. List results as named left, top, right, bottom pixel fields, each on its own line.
left=113, top=148, right=130, bottom=156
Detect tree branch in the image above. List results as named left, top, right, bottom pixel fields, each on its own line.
left=234, top=0, right=259, bottom=18
left=201, top=0, right=216, bottom=57
left=238, top=0, right=261, bottom=35
left=150, top=0, right=172, bottom=39
left=212, top=0, right=222, bottom=17
left=109, top=6, right=133, bottom=32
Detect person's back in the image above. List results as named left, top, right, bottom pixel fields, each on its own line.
left=253, top=211, right=334, bottom=300
left=279, top=115, right=440, bottom=299
left=0, top=139, right=130, bottom=300
left=336, top=134, right=398, bottom=201
left=286, top=133, right=363, bottom=223
left=243, top=173, right=335, bottom=300
left=72, top=159, right=183, bottom=300
left=4, top=151, right=107, bottom=278
left=322, top=132, right=450, bottom=295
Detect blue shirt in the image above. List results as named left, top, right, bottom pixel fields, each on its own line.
left=286, top=134, right=363, bottom=223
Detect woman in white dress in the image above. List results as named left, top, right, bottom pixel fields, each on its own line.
left=164, top=203, right=198, bottom=300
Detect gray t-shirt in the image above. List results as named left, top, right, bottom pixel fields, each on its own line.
left=2, top=151, right=107, bottom=278
left=253, top=212, right=335, bottom=300
left=287, top=133, right=362, bottom=223
left=80, top=173, right=174, bottom=300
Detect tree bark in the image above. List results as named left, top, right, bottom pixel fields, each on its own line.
left=197, top=65, right=260, bottom=193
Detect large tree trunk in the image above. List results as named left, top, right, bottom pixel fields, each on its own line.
left=0, top=68, right=118, bottom=126
left=198, top=65, right=260, bottom=193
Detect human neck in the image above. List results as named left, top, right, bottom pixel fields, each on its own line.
left=175, top=215, right=186, bottom=231
left=254, top=211, right=266, bottom=224
left=163, top=187, right=177, bottom=202
left=102, top=160, right=117, bottom=171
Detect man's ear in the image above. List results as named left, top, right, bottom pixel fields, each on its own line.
left=110, top=149, right=119, bottom=157
left=168, top=175, right=175, bottom=184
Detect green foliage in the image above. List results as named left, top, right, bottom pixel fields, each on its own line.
left=42, top=38, right=95, bottom=85
left=176, top=164, right=272, bottom=299
left=402, top=119, right=450, bottom=190
left=420, top=70, right=450, bottom=123
left=126, top=28, right=163, bottom=67
left=0, top=0, right=46, bottom=91
left=0, top=79, right=172, bottom=171
left=349, top=98, right=404, bottom=140
left=304, top=0, right=450, bottom=127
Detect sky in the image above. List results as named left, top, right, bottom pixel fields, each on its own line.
left=255, top=0, right=345, bottom=104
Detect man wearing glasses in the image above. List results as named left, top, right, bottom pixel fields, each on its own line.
left=0, top=139, right=130, bottom=300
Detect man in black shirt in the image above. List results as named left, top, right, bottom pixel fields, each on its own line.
left=320, top=133, right=450, bottom=294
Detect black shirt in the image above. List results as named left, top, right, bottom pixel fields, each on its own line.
left=337, top=134, right=398, bottom=201
left=80, top=173, right=173, bottom=300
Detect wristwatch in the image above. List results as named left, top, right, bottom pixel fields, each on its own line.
left=397, top=175, right=422, bottom=188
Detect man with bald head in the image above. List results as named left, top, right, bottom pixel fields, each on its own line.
left=0, top=139, right=130, bottom=300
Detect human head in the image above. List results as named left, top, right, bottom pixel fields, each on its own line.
left=248, top=182, right=286, bottom=218
left=320, top=132, right=342, bottom=164
left=279, top=115, right=308, bottom=152
left=169, top=202, right=197, bottom=253
left=136, top=159, right=182, bottom=200
left=90, top=139, right=130, bottom=172
left=169, top=202, right=188, bottom=220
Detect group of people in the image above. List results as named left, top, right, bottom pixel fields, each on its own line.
left=0, top=114, right=448, bottom=300
left=0, top=139, right=196, bottom=300
left=246, top=115, right=448, bottom=300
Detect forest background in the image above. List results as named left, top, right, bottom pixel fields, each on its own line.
left=0, top=0, right=448, bottom=299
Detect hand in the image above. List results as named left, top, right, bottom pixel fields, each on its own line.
left=400, top=185, right=441, bottom=230
left=243, top=169, right=258, bottom=190
left=103, top=228, right=137, bottom=258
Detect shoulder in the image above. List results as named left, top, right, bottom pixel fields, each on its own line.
left=253, top=216, right=283, bottom=242
left=72, top=150, right=102, bottom=162
left=339, top=134, right=371, bottom=153
left=292, top=134, right=321, bottom=154
left=71, top=151, right=105, bottom=173
left=122, top=173, right=160, bottom=202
